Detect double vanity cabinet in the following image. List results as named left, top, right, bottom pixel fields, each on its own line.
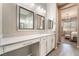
left=0, top=33, right=56, bottom=56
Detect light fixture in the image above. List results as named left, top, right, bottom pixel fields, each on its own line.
left=24, top=3, right=46, bottom=15
left=30, top=3, right=35, bottom=8
left=43, top=10, right=46, bottom=13
left=24, top=3, right=35, bottom=9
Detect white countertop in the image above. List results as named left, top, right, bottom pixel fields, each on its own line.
left=0, top=34, right=53, bottom=46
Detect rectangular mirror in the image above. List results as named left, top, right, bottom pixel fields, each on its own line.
left=48, top=20, right=53, bottom=29
left=18, top=6, right=34, bottom=30
left=37, top=14, right=45, bottom=30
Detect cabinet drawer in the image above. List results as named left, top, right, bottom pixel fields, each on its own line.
left=0, top=47, right=3, bottom=55
left=3, top=38, right=40, bottom=53
left=32, top=38, right=40, bottom=43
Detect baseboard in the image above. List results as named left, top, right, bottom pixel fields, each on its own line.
left=46, top=48, right=55, bottom=56
left=54, top=47, right=58, bottom=49
left=27, top=53, right=32, bottom=56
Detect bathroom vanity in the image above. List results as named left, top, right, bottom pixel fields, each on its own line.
left=0, top=33, right=56, bottom=56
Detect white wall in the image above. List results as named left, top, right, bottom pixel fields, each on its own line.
left=0, top=3, right=2, bottom=39
left=61, top=6, right=78, bottom=19
left=47, top=3, right=56, bottom=31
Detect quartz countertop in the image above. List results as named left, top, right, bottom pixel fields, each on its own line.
left=0, top=33, right=54, bottom=46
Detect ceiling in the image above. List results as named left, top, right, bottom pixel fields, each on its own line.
left=57, top=3, right=69, bottom=8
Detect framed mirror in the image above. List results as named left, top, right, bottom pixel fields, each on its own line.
left=37, top=14, right=45, bottom=30
left=17, top=6, right=34, bottom=30
left=48, top=20, right=53, bottom=29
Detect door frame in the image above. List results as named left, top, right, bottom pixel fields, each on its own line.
left=56, top=3, right=78, bottom=46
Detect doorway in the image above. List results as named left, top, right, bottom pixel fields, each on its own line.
left=57, top=3, right=78, bottom=46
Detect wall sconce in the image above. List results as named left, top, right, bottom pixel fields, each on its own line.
left=18, top=3, right=46, bottom=15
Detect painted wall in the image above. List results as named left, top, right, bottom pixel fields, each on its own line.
left=61, top=6, right=78, bottom=19
left=0, top=4, right=2, bottom=38
left=0, top=4, right=2, bottom=46
left=47, top=3, right=56, bottom=31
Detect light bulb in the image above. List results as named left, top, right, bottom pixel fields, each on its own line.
left=43, top=10, right=46, bottom=13
left=30, top=3, right=35, bottom=7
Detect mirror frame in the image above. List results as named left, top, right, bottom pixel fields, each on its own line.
left=37, top=14, right=45, bottom=30
left=17, top=6, right=34, bottom=31
left=48, top=20, right=53, bottom=29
